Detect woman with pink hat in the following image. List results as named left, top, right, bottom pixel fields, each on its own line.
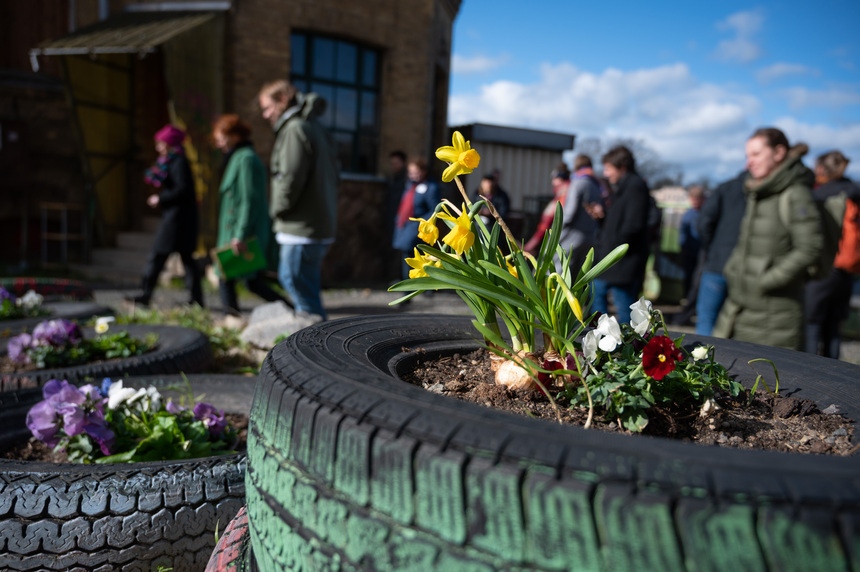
left=127, top=124, right=203, bottom=307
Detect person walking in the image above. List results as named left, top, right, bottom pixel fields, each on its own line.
left=212, top=114, right=291, bottom=314
left=127, top=124, right=203, bottom=307
left=714, top=127, right=822, bottom=350
left=804, top=150, right=860, bottom=358
left=392, top=158, right=441, bottom=280
left=694, top=171, right=747, bottom=335
left=258, top=80, right=339, bottom=319
left=591, top=145, right=652, bottom=324
left=559, top=154, right=603, bottom=274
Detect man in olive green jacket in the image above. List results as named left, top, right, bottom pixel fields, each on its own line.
left=259, top=80, right=339, bottom=319
left=714, top=134, right=822, bottom=351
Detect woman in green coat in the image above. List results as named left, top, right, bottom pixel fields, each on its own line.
left=213, top=114, right=290, bottom=314
left=713, top=127, right=822, bottom=350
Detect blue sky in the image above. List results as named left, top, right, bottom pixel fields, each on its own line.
left=449, top=0, right=860, bottom=184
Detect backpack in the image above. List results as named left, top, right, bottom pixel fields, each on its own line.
left=834, top=197, right=860, bottom=273
left=778, top=189, right=845, bottom=280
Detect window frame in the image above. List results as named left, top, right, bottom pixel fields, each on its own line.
left=290, top=32, right=381, bottom=175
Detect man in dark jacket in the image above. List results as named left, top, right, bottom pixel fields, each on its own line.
left=592, top=145, right=651, bottom=324
left=259, top=80, right=339, bottom=319
left=694, top=171, right=747, bottom=335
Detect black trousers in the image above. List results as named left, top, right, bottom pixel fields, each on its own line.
left=141, top=250, right=203, bottom=306
left=218, top=272, right=289, bottom=312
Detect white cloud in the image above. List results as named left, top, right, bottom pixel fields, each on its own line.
left=448, top=56, right=860, bottom=183
left=780, top=86, right=860, bottom=110
left=713, top=9, right=764, bottom=64
left=448, top=62, right=762, bottom=182
left=451, top=54, right=509, bottom=75
left=772, top=117, right=860, bottom=180
left=756, top=63, right=817, bottom=85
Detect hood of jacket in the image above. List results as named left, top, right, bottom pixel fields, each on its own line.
left=745, top=143, right=815, bottom=199
left=273, top=92, right=327, bottom=133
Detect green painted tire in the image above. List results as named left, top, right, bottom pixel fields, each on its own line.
left=247, top=314, right=860, bottom=571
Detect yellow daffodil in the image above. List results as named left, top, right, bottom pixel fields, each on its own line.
left=506, top=260, right=518, bottom=279
left=405, top=248, right=439, bottom=279
left=438, top=205, right=475, bottom=255
left=95, top=316, right=115, bottom=334
left=435, top=131, right=481, bottom=182
left=410, top=215, right=439, bottom=244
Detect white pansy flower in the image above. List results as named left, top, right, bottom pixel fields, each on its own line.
left=17, top=290, right=43, bottom=310
left=596, top=314, right=622, bottom=352
left=107, top=380, right=137, bottom=410
left=125, top=386, right=162, bottom=413
left=583, top=330, right=600, bottom=362
left=629, top=297, right=653, bottom=336
left=95, top=316, right=115, bottom=334
left=692, top=346, right=709, bottom=361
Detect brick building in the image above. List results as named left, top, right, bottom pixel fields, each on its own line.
left=3, top=0, right=461, bottom=283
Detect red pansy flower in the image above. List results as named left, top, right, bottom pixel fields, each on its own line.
left=537, top=357, right=565, bottom=397
left=642, top=335, right=684, bottom=380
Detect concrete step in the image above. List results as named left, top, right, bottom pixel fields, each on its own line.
left=116, top=232, right=156, bottom=252
left=91, top=247, right=148, bottom=265
left=142, top=217, right=161, bottom=233
left=69, top=263, right=140, bottom=287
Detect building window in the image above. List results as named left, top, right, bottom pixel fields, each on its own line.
left=291, top=33, right=380, bottom=174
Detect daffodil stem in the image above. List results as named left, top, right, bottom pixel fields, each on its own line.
left=453, top=175, right=472, bottom=206
left=453, top=175, right=521, bottom=253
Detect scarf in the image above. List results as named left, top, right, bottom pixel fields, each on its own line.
left=396, top=182, right=418, bottom=228
left=144, top=150, right=181, bottom=188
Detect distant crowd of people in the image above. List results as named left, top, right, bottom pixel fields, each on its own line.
left=128, top=82, right=859, bottom=358
left=389, top=126, right=859, bottom=358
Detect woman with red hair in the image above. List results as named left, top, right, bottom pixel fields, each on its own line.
left=212, top=114, right=290, bottom=313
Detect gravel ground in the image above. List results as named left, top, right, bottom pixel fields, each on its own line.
left=92, top=285, right=860, bottom=366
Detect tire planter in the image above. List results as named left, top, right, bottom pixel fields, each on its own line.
left=0, top=301, right=114, bottom=340
left=246, top=314, right=860, bottom=572
left=0, top=277, right=93, bottom=300
left=1, top=324, right=213, bottom=391
left=0, top=373, right=253, bottom=572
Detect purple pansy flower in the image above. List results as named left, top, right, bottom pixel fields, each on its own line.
left=32, top=319, right=83, bottom=348
left=193, top=402, right=227, bottom=437
left=44, top=379, right=88, bottom=437
left=166, top=399, right=186, bottom=415
left=84, top=420, right=115, bottom=455
left=26, top=400, right=60, bottom=447
left=0, top=286, right=15, bottom=304
left=7, top=333, right=33, bottom=364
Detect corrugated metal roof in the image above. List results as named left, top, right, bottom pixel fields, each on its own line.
left=452, top=123, right=576, bottom=152
left=30, top=11, right=215, bottom=57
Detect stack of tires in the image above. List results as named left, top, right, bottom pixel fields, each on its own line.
left=0, top=319, right=249, bottom=571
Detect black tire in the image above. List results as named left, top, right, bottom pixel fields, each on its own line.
left=1, top=324, right=213, bottom=391
left=0, top=301, right=114, bottom=340
left=0, top=277, right=93, bottom=300
left=0, top=374, right=251, bottom=572
left=247, top=314, right=860, bottom=571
